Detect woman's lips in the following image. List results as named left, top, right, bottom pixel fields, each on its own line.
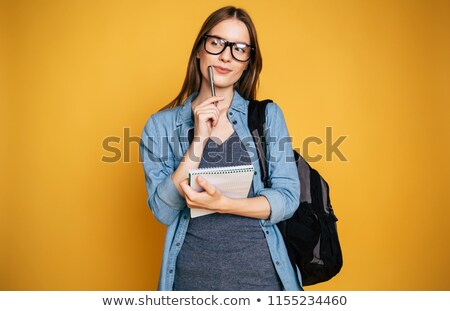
left=214, top=66, right=232, bottom=74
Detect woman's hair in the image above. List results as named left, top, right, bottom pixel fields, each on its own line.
left=160, top=6, right=262, bottom=111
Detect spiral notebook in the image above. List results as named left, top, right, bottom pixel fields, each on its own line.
left=188, top=164, right=255, bottom=218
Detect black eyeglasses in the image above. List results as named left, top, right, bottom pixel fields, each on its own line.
left=203, top=35, right=254, bottom=62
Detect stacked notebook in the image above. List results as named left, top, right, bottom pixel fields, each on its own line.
left=188, top=164, right=255, bottom=218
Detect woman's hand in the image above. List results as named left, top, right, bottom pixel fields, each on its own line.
left=192, top=96, right=224, bottom=142
left=180, top=176, right=272, bottom=220
left=179, top=176, right=228, bottom=213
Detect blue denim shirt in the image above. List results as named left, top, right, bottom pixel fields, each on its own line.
left=140, top=90, right=302, bottom=290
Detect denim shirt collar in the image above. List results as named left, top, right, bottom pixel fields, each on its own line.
left=175, top=90, right=247, bottom=126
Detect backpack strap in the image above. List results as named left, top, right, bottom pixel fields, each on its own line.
left=248, top=99, right=272, bottom=188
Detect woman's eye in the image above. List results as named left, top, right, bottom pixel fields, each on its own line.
left=234, top=44, right=247, bottom=53
left=211, top=39, right=225, bottom=47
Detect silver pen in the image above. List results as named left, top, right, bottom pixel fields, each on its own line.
left=208, top=65, right=217, bottom=107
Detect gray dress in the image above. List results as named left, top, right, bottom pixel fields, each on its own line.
left=174, top=130, right=283, bottom=291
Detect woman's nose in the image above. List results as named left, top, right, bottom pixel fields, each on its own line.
left=218, top=45, right=232, bottom=62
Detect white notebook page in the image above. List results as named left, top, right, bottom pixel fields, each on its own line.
left=188, top=165, right=255, bottom=218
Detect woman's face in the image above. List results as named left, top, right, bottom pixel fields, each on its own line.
left=197, top=19, right=251, bottom=92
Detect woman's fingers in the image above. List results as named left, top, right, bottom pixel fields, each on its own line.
left=197, top=176, right=216, bottom=196
left=179, top=179, right=193, bottom=200
left=196, top=110, right=219, bottom=127
left=179, top=176, right=220, bottom=210
left=193, top=97, right=223, bottom=117
left=194, top=102, right=220, bottom=116
left=196, top=96, right=224, bottom=108
left=192, top=96, right=223, bottom=138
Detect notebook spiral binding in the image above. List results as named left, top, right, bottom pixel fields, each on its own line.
left=189, top=165, right=254, bottom=175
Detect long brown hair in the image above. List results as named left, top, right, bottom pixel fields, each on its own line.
left=160, top=6, right=262, bottom=111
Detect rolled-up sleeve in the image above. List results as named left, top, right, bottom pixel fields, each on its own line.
left=140, top=117, right=185, bottom=226
left=256, top=103, right=300, bottom=226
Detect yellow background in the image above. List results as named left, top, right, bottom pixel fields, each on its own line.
left=1, top=0, right=449, bottom=290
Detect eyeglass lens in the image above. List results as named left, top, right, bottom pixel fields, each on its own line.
left=204, top=36, right=252, bottom=62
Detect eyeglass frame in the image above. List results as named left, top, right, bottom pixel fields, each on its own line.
left=203, top=35, right=255, bottom=62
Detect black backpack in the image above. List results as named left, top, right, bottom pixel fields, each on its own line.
left=248, top=99, right=343, bottom=286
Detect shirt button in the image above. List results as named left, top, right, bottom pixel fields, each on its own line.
left=183, top=215, right=187, bottom=219
left=276, top=261, right=280, bottom=265
left=176, top=243, right=180, bottom=247
left=169, top=269, right=173, bottom=273
left=229, top=111, right=233, bottom=115
left=232, top=120, right=237, bottom=125
left=265, top=230, right=269, bottom=235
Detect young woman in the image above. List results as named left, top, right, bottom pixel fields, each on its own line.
left=140, top=6, right=301, bottom=291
